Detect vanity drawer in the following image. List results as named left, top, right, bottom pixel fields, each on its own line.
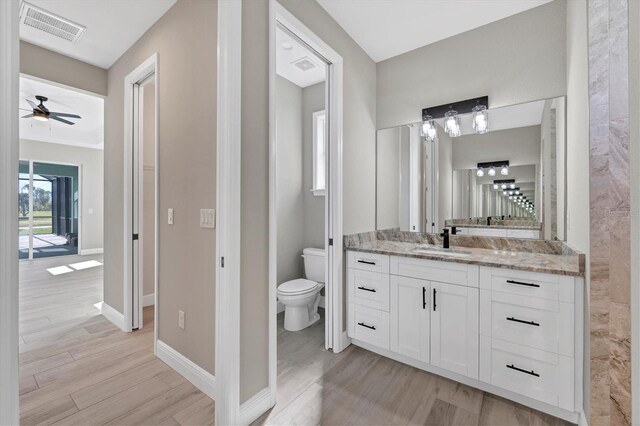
left=487, top=268, right=574, bottom=302
left=348, top=304, right=390, bottom=350
left=348, top=269, right=390, bottom=311
left=348, top=251, right=390, bottom=274
left=479, top=337, right=574, bottom=411
left=390, top=256, right=478, bottom=287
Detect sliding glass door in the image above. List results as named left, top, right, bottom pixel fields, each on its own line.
left=18, top=160, right=79, bottom=259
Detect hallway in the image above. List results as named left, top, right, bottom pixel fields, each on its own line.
left=19, top=255, right=214, bottom=425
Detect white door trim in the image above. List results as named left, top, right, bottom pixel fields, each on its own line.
left=215, top=0, right=242, bottom=424
left=123, top=54, right=158, bottom=333
left=266, top=0, right=346, bottom=414
left=0, top=0, right=20, bottom=422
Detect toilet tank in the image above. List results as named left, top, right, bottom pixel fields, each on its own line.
left=303, top=248, right=325, bottom=283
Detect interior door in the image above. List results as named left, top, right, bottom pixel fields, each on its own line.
left=390, top=275, right=430, bottom=362
left=132, top=82, right=141, bottom=330
left=430, top=281, right=479, bottom=379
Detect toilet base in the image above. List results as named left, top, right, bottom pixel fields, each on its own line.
left=284, top=306, right=320, bottom=331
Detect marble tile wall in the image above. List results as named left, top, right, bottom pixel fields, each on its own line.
left=588, top=0, right=632, bottom=424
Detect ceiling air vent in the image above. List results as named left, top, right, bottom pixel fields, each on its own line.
left=291, top=57, right=317, bottom=72
left=20, top=2, right=86, bottom=43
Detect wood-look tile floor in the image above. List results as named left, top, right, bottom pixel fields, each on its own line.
left=254, top=312, right=573, bottom=426
left=19, top=254, right=214, bottom=426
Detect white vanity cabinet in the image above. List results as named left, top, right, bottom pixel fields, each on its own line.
left=346, top=249, right=584, bottom=423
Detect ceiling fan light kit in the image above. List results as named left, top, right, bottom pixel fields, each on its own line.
left=22, top=95, right=82, bottom=125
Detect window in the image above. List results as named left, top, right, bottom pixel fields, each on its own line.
left=312, top=110, right=326, bottom=196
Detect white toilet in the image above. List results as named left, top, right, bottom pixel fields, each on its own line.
left=277, top=248, right=325, bottom=331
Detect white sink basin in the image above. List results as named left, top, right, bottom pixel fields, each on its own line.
left=412, top=246, right=472, bottom=258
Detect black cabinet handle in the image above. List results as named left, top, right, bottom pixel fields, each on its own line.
left=433, top=288, right=437, bottom=311
left=357, top=259, right=376, bottom=265
left=422, top=287, right=426, bottom=309
left=506, top=279, right=540, bottom=288
left=357, top=322, right=376, bottom=330
left=357, top=286, right=376, bottom=293
left=506, top=364, right=540, bottom=377
left=507, top=316, right=540, bottom=327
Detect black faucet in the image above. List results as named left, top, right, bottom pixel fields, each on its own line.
left=440, top=228, right=450, bottom=249
left=487, top=217, right=491, bottom=226
left=450, top=226, right=459, bottom=235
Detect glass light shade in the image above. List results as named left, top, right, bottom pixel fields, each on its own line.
left=493, top=184, right=499, bottom=190
left=515, top=190, right=520, bottom=195
left=501, top=165, right=509, bottom=176
left=509, top=191, right=514, bottom=195
left=488, top=166, right=496, bottom=176
left=421, top=115, right=437, bottom=141
left=471, top=104, right=488, bottom=134
left=501, top=183, right=507, bottom=190
left=509, top=196, right=513, bottom=200
left=509, top=183, right=515, bottom=189
left=444, top=110, right=461, bottom=137
left=476, top=167, right=484, bottom=177
left=33, top=111, right=48, bottom=122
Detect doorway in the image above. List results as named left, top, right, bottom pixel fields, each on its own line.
left=124, top=54, right=158, bottom=333
left=267, top=0, right=346, bottom=413
left=18, top=160, right=80, bottom=259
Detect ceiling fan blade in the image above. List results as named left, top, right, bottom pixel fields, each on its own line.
left=50, top=116, right=75, bottom=125
left=26, top=99, right=41, bottom=111
left=21, top=114, right=34, bottom=119
left=50, top=112, right=81, bottom=119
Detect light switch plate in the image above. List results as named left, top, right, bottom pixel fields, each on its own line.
left=178, top=310, right=185, bottom=329
left=200, top=209, right=215, bottom=229
left=168, top=208, right=174, bottom=225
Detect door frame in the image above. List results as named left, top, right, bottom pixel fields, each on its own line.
left=123, top=54, right=158, bottom=335
left=268, top=0, right=346, bottom=401
left=0, top=0, right=20, bottom=422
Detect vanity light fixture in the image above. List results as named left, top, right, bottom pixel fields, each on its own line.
left=421, top=114, right=437, bottom=141
left=444, top=110, right=461, bottom=137
left=472, top=104, right=489, bottom=134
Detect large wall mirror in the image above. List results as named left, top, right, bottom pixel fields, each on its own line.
left=375, top=96, right=566, bottom=241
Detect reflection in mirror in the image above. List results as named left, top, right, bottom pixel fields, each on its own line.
left=376, top=97, right=566, bottom=241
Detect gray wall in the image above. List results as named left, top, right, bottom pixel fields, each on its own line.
left=376, top=0, right=566, bottom=129
left=142, top=81, right=155, bottom=297
left=104, top=0, right=217, bottom=374
left=20, top=41, right=107, bottom=96
left=276, top=76, right=304, bottom=284
left=376, top=127, right=400, bottom=230
left=438, top=131, right=453, bottom=230
left=302, top=82, right=326, bottom=249
left=19, top=139, right=104, bottom=252
left=240, top=0, right=376, bottom=403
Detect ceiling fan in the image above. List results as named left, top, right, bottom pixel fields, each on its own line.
left=21, top=95, right=82, bottom=125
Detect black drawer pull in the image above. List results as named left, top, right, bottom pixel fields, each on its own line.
left=357, top=286, right=376, bottom=293
left=357, top=259, right=376, bottom=265
left=506, top=317, right=540, bottom=327
left=506, top=364, right=540, bottom=377
left=357, top=322, right=376, bottom=330
left=506, top=279, right=540, bottom=288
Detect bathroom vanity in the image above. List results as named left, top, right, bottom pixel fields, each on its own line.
left=345, top=234, right=585, bottom=424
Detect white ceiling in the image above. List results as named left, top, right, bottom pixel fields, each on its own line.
left=316, top=0, right=554, bottom=62
left=20, top=0, right=177, bottom=69
left=276, top=25, right=326, bottom=88
left=20, top=76, right=104, bottom=149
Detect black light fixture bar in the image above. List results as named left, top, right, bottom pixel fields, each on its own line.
left=493, top=179, right=515, bottom=185
left=422, top=96, right=489, bottom=120
left=478, top=160, right=509, bottom=169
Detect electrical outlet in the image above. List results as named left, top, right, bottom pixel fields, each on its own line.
left=178, top=310, right=185, bottom=329
left=200, top=209, right=215, bottom=229
left=168, top=208, right=174, bottom=225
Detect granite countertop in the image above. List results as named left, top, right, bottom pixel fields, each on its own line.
left=451, top=224, right=542, bottom=230
left=346, top=239, right=583, bottom=277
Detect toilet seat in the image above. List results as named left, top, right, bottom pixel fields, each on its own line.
left=277, top=278, right=318, bottom=296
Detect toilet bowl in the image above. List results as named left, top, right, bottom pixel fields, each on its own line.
left=277, top=248, right=325, bottom=331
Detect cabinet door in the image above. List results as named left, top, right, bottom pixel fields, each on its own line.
left=431, top=282, right=479, bottom=379
left=390, top=276, right=430, bottom=363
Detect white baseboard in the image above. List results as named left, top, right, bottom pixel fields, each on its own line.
left=80, top=248, right=103, bottom=255
left=143, top=293, right=155, bottom=307
left=99, top=301, right=126, bottom=332
left=579, top=409, right=589, bottom=426
left=156, top=340, right=216, bottom=401
left=239, top=387, right=275, bottom=425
